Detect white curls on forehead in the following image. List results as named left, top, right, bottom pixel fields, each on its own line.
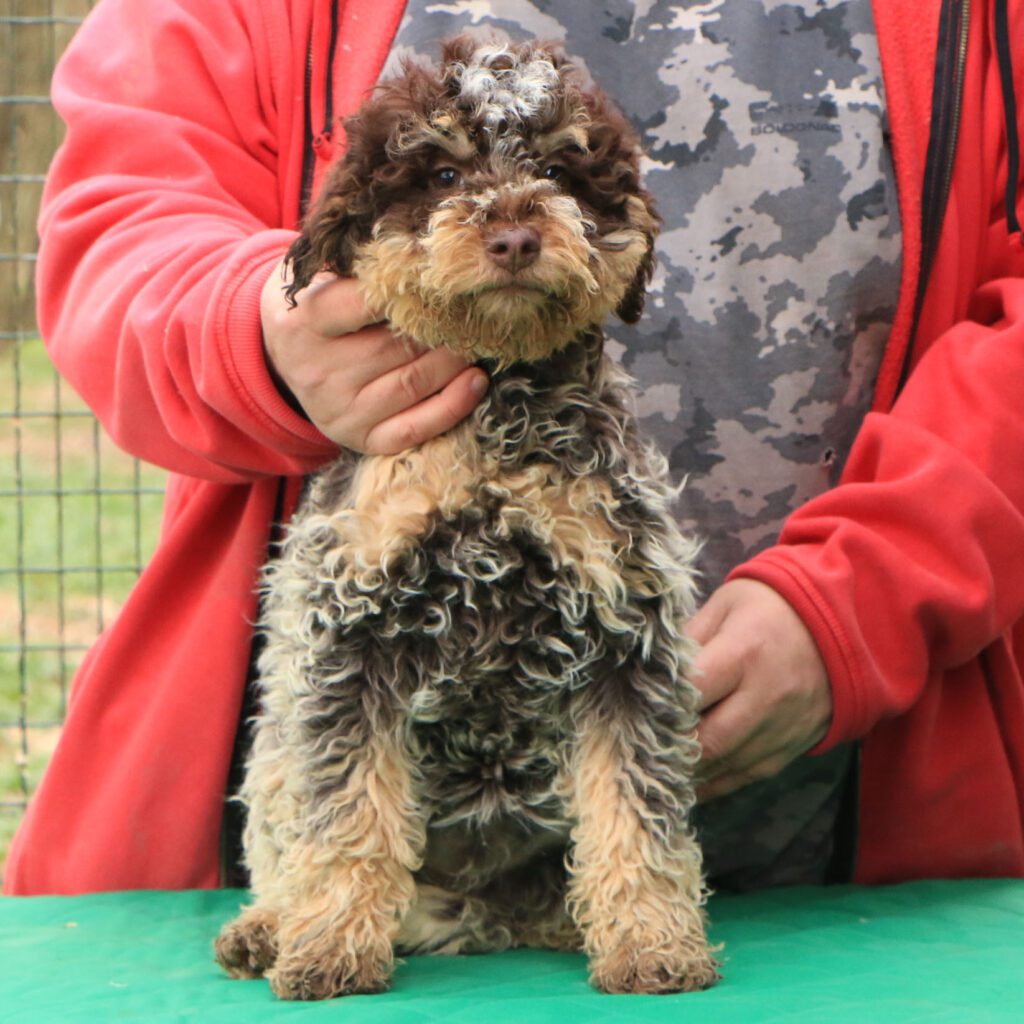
left=452, top=44, right=561, bottom=131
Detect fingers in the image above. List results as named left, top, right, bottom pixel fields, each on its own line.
left=687, top=589, right=740, bottom=712
left=686, top=579, right=834, bottom=804
left=696, top=689, right=772, bottom=785
left=694, top=658, right=824, bottom=802
left=354, top=347, right=476, bottom=424
left=330, top=325, right=428, bottom=392
left=362, top=366, right=489, bottom=455
left=262, top=257, right=494, bottom=453
left=696, top=698, right=796, bottom=802
left=691, top=635, right=742, bottom=713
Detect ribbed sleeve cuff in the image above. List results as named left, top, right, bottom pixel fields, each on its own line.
left=726, top=551, right=870, bottom=754
left=214, top=230, right=337, bottom=461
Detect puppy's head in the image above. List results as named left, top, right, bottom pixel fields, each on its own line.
left=286, top=35, right=659, bottom=366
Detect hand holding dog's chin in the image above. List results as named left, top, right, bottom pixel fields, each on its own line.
left=260, top=257, right=489, bottom=455
left=686, top=579, right=833, bottom=803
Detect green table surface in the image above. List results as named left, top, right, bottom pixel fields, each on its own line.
left=1, top=881, right=1022, bottom=1022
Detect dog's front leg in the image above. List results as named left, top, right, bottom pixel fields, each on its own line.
left=564, top=696, right=720, bottom=994
left=265, top=722, right=424, bottom=1001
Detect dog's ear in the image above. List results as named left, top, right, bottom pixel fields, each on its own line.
left=282, top=70, right=441, bottom=305
left=574, top=86, right=661, bottom=326
left=615, top=188, right=659, bottom=324
left=283, top=159, right=369, bottom=305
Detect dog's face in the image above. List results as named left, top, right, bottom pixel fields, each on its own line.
left=286, top=36, right=659, bottom=366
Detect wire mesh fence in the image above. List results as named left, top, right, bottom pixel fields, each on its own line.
left=1, top=2, right=166, bottom=872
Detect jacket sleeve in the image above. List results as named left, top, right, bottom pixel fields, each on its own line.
left=36, top=0, right=337, bottom=483
left=729, top=275, right=1024, bottom=749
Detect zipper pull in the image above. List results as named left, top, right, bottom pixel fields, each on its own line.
left=313, top=131, right=334, bottom=159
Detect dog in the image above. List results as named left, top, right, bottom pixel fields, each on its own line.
left=214, top=35, right=718, bottom=1000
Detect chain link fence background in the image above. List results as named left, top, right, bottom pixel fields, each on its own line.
left=1, top=1, right=167, bottom=874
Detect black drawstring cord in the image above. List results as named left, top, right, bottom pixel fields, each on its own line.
left=995, top=0, right=1022, bottom=236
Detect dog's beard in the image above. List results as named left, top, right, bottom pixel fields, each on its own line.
left=351, top=191, right=650, bottom=367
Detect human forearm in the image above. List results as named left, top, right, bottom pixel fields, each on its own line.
left=37, top=0, right=334, bottom=482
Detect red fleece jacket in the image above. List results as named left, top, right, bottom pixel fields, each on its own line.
left=6, top=0, right=1024, bottom=893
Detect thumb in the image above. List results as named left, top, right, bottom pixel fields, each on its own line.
left=685, top=586, right=732, bottom=647
left=690, top=631, right=742, bottom=713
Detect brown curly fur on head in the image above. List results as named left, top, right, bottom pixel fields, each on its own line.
left=285, top=35, right=659, bottom=366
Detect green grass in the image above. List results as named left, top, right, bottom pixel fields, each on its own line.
left=0, top=338, right=166, bottom=875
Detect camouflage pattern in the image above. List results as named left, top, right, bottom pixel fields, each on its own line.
left=381, top=1, right=900, bottom=889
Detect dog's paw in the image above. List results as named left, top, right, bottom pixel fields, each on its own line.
left=266, top=944, right=394, bottom=1001
left=589, top=945, right=720, bottom=995
left=214, top=906, right=280, bottom=979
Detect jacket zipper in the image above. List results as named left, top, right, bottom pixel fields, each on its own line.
left=298, top=2, right=342, bottom=219
left=897, top=0, right=970, bottom=397
left=323, top=0, right=340, bottom=148
left=299, top=39, right=316, bottom=217
left=937, top=0, right=970, bottom=243
left=994, top=0, right=1022, bottom=236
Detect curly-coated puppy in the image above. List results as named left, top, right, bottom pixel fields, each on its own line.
left=215, top=35, right=718, bottom=1000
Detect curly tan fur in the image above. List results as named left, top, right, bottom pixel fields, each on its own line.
left=216, top=34, right=716, bottom=1000
left=564, top=721, right=719, bottom=993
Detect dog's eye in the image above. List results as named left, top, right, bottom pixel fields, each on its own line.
left=541, top=164, right=570, bottom=185
left=432, top=167, right=463, bottom=188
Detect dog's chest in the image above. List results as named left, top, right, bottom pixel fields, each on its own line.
left=311, top=405, right=631, bottom=824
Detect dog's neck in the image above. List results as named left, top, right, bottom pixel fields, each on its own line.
left=476, top=328, right=604, bottom=390
left=470, top=329, right=619, bottom=470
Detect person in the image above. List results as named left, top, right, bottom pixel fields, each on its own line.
left=5, top=0, right=1024, bottom=896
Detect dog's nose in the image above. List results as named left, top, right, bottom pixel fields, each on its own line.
left=485, top=226, right=542, bottom=273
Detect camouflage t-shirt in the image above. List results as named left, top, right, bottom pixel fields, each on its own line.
left=383, top=0, right=901, bottom=888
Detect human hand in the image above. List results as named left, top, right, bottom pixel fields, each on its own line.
left=260, top=258, right=489, bottom=455
left=686, top=579, right=833, bottom=802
